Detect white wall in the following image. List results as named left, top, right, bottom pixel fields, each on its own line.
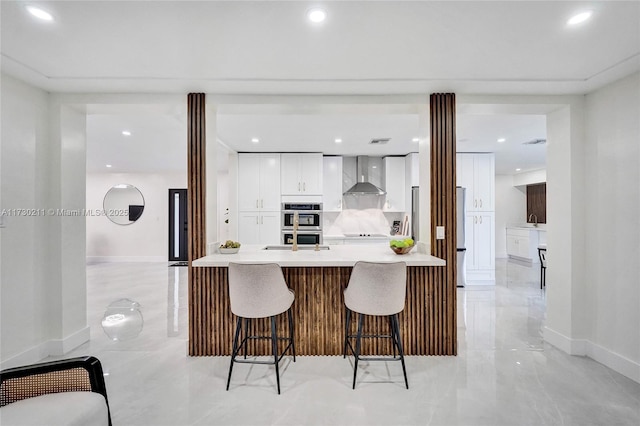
left=1, top=74, right=89, bottom=367
left=583, top=72, right=640, bottom=379
left=494, top=174, right=526, bottom=258
left=86, top=172, right=186, bottom=261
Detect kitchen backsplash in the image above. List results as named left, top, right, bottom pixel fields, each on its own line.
left=324, top=209, right=407, bottom=236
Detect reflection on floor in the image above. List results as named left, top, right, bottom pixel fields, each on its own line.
left=55, top=259, right=640, bottom=426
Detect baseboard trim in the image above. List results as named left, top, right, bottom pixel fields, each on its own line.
left=0, top=326, right=90, bottom=370
left=87, top=256, right=166, bottom=263
left=585, top=341, right=640, bottom=383
left=0, top=342, right=51, bottom=370
left=544, top=326, right=639, bottom=383
left=48, top=326, right=90, bottom=355
left=543, top=326, right=586, bottom=354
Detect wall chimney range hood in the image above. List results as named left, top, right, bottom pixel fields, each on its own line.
left=343, top=156, right=386, bottom=196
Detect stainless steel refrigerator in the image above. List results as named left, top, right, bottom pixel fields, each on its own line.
left=457, top=186, right=467, bottom=287
left=411, top=186, right=419, bottom=240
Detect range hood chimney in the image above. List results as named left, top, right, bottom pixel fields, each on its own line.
left=343, top=156, right=386, bottom=196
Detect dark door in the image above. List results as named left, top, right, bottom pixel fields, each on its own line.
left=168, top=189, right=188, bottom=261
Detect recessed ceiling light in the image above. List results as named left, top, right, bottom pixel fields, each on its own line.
left=122, top=130, right=131, bottom=136
left=307, top=8, right=327, bottom=23
left=412, top=138, right=420, bottom=143
left=26, top=5, right=54, bottom=21
left=497, top=138, right=506, bottom=143
left=335, top=138, right=342, bottom=143
left=251, top=138, right=259, bottom=143
left=106, top=164, right=112, bottom=168
left=515, top=168, right=521, bottom=172
left=567, top=11, right=593, bottom=26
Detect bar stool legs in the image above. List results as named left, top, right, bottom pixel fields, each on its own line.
left=226, top=311, right=295, bottom=395
left=226, top=317, right=242, bottom=391
left=343, top=307, right=351, bottom=358
left=287, top=309, right=296, bottom=362
left=344, top=308, right=409, bottom=389
left=270, top=316, right=280, bottom=394
left=391, top=315, right=409, bottom=389
left=352, top=313, right=364, bottom=389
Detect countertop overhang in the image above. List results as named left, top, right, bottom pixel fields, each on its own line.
left=192, top=243, right=446, bottom=267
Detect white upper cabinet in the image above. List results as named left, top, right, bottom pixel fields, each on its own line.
left=323, top=156, right=343, bottom=211
left=456, top=153, right=495, bottom=212
left=238, top=153, right=281, bottom=212
left=280, top=154, right=323, bottom=195
left=406, top=153, right=419, bottom=187
left=383, top=156, right=406, bottom=212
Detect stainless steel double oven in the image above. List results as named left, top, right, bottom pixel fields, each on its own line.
left=281, top=202, right=323, bottom=245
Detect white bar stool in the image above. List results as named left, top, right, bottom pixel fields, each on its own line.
left=342, top=261, right=408, bottom=389
left=226, top=263, right=296, bottom=394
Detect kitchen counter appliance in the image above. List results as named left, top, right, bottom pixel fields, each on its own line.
left=282, top=202, right=322, bottom=230
left=281, top=202, right=323, bottom=245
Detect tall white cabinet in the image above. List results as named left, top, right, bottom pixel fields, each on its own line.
left=238, top=153, right=281, bottom=244
left=457, top=153, right=495, bottom=282
left=383, top=156, right=406, bottom=212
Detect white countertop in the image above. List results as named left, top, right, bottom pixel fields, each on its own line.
left=193, top=243, right=446, bottom=267
left=507, top=224, right=547, bottom=231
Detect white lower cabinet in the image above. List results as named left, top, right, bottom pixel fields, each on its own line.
left=465, top=212, right=495, bottom=281
left=506, top=228, right=540, bottom=263
left=238, top=211, right=281, bottom=245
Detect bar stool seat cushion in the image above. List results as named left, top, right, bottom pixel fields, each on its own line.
left=344, top=261, right=407, bottom=316
left=228, top=263, right=295, bottom=318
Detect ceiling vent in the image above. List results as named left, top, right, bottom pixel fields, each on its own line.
left=522, top=138, right=547, bottom=145
left=369, top=138, right=390, bottom=145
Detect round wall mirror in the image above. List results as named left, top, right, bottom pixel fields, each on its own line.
left=103, top=184, right=145, bottom=225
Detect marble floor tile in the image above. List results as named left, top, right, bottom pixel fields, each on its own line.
left=53, top=259, right=640, bottom=426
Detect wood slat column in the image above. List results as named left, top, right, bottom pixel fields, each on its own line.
left=430, top=93, right=458, bottom=355
left=187, top=93, right=210, bottom=355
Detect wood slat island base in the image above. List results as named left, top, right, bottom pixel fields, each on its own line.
left=189, top=264, right=456, bottom=356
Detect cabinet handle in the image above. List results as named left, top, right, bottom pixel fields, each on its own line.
left=474, top=199, right=477, bottom=208
left=256, top=200, right=259, bottom=208
left=479, top=216, right=482, bottom=224
left=256, top=217, right=259, bottom=225
left=298, top=182, right=301, bottom=191
left=261, top=199, right=264, bottom=208
left=474, top=216, right=477, bottom=224
left=303, top=182, right=306, bottom=191
left=479, top=199, right=482, bottom=208
left=261, top=216, right=263, bottom=224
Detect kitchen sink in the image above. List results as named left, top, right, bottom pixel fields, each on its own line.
left=263, top=245, right=330, bottom=250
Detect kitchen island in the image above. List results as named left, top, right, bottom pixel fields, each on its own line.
left=190, top=244, right=454, bottom=356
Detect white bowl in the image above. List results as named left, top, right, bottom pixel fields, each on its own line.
left=219, top=247, right=240, bottom=254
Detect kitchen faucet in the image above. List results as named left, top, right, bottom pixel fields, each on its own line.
left=292, top=211, right=299, bottom=251
left=528, top=214, right=538, bottom=227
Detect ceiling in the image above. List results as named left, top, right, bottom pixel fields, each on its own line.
left=4, top=1, right=638, bottom=175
